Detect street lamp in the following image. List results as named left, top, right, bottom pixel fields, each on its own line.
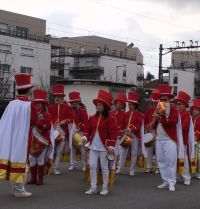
left=116, top=65, right=126, bottom=83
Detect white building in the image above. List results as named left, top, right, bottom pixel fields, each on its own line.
left=169, top=51, right=200, bottom=100
left=50, top=36, right=144, bottom=87
left=0, top=10, right=51, bottom=99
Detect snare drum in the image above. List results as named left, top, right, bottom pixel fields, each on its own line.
left=72, top=132, right=83, bottom=150
left=119, top=134, right=133, bottom=149
left=106, top=152, right=115, bottom=161
left=53, top=125, right=65, bottom=145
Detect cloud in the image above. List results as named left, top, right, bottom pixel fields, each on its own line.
left=138, top=0, right=200, bottom=10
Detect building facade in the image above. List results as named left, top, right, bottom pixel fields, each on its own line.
left=0, top=10, right=51, bottom=100
left=169, top=50, right=200, bottom=100
left=50, top=36, right=144, bottom=87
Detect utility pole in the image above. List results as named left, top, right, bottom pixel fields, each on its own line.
left=158, top=44, right=163, bottom=82
left=158, top=41, right=200, bottom=83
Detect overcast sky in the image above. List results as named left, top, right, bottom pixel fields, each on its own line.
left=1, top=0, right=200, bottom=77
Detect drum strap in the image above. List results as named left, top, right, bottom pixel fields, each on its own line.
left=32, top=127, right=49, bottom=146
left=127, top=112, right=133, bottom=128
left=95, top=115, right=101, bottom=134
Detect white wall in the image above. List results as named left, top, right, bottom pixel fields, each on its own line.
left=64, top=84, right=109, bottom=116
left=0, top=35, right=51, bottom=88
left=169, top=69, right=195, bottom=100
left=99, top=56, right=143, bottom=86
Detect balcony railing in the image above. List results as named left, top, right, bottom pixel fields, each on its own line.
left=0, top=28, right=49, bottom=43
left=51, top=62, right=65, bottom=70
left=69, top=66, right=104, bottom=74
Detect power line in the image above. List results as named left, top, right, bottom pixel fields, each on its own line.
left=87, top=0, right=200, bottom=31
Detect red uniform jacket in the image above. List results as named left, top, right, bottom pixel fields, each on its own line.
left=30, top=110, right=52, bottom=156
left=144, top=106, right=155, bottom=132
left=48, top=103, right=73, bottom=139
left=111, top=110, right=126, bottom=137
left=159, top=105, right=178, bottom=144
left=84, top=113, right=117, bottom=148
left=193, top=116, right=200, bottom=141
left=122, top=110, right=143, bottom=140
left=73, top=108, right=88, bottom=132
left=180, top=109, right=190, bottom=148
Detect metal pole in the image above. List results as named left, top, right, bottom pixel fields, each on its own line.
left=159, top=44, right=163, bottom=83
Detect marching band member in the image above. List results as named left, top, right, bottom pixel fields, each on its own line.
left=0, top=74, right=37, bottom=197
left=175, top=91, right=195, bottom=186
left=191, top=99, right=200, bottom=179
left=153, top=84, right=184, bottom=192
left=83, top=90, right=117, bottom=195
left=48, top=84, right=73, bottom=175
left=68, top=91, right=88, bottom=171
left=116, top=91, right=144, bottom=176
left=111, top=92, right=126, bottom=169
left=28, top=89, right=52, bottom=185
left=144, top=89, right=160, bottom=174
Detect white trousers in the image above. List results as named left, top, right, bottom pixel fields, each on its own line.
left=182, top=147, right=191, bottom=181
left=146, top=146, right=153, bottom=169
left=118, top=138, right=139, bottom=172
left=29, top=148, right=47, bottom=167
left=70, top=141, right=86, bottom=167
left=89, top=149, right=109, bottom=189
left=156, top=139, right=177, bottom=186
left=54, top=140, right=65, bottom=169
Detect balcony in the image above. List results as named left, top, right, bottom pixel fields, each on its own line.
left=51, top=62, right=65, bottom=70
left=0, top=28, right=49, bottom=43
left=69, top=66, right=104, bottom=79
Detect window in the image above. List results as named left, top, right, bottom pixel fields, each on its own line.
left=97, top=47, right=101, bottom=54
left=120, top=51, right=124, bottom=57
left=21, top=47, right=33, bottom=57
left=0, top=64, right=11, bottom=72
left=16, top=26, right=28, bottom=38
left=20, top=66, right=32, bottom=74
left=0, top=44, right=11, bottom=53
left=68, top=47, right=72, bottom=54
left=0, top=23, right=8, bottom=33
left=173, top=73, right=178, bottom=84
left=173, top=86, right=178, bottom=96
left=80, top=47, right=84, bottom=54
left=122, top=70, right=126, bottom=77
left=113, top=50, right=117, bottom=56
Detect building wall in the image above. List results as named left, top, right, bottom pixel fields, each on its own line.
left=169, top=69, right=195, bottom=100
left=64, top=83, right=130, bottom=115
left=99, top=56, right=143, bottom=86
left=0, top=9, right=46, bottom=36
left=0, top=35, right=51, bottom=91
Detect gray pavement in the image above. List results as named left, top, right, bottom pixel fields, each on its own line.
left=0, top=164, right=200, bottom=209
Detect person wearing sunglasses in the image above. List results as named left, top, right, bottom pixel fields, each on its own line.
left=174, top=91, right=195, bottom=186
left=151, top=84, right=184, bottom=192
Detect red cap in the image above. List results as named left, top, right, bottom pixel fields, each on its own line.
left=158, top=84, right=174, bottom=98
left=190, top=99, right=200, bottom=112
left=15, top=74, right=33, bottom=90
left=69, top=91, right=81, bottom=103
left=114, top=92, right=127, bottom=108
left=174, top=91, right=190, bottom=107
left=33, top=89, right=48, bottom=103
left=93, top=89, right=113, bottom=110
left=127, top=91, right=140, bottom=104
left=52, top=84, right=65, bottom=96
left=150, top=89, right=160, bottom=102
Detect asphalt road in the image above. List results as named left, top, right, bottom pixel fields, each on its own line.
left=0, top=164, right=200, bottom=209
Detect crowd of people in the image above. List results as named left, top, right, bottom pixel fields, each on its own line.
left=0, top=73, right=200, bottom=197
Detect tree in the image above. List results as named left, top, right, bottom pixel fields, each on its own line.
left=146, top=71, right=155, bottom=81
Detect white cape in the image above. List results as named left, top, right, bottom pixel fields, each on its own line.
left=0, top=99, right=31, bottom=183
